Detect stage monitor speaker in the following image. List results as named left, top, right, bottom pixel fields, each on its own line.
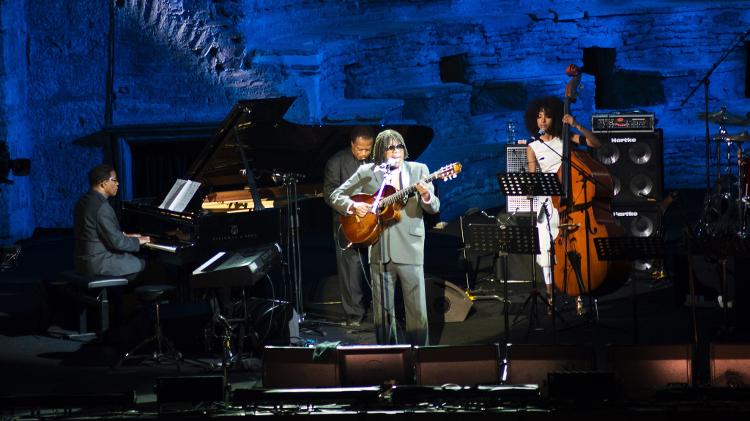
left=611, top=203, right=661, bottom=275
left=338, top=345, right=414, bottom=386
left=606, top=344, right=692, bottom=400
left=262, top=346, right=340, bottom=388
left=505, top=344, right=595, bottom=396
left=156, top=375, right=225, bottom=406
left=593, top=129, right=663, bottom=205
left=414, top=344, right=500, bottom=386
left=547, top=371, right=618, bottom=403
left=425, top=278, right=473, bottom=322
left=710, top=343, right=750, bottom=387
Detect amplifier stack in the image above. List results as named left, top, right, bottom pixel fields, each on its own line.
left=503, top=113, right=664, bottom=278
left=592, top=122, right=664, bottom=277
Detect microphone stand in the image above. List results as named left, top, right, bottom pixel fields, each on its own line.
left=541, top=199, right=562, bottom=342
left=536, top=138, right=615, bottom=198
left=372, top=164, right=393, bottom=344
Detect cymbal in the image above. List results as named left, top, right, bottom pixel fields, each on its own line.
left=699, top=108, right=750, bottom=126
left=713, top=130, right=750, bottom=142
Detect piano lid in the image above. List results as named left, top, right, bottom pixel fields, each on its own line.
left=186, top=97, right=434, bottom=191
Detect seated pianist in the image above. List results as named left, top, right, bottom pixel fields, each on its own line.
left=74, top=164, right=151, bottom=278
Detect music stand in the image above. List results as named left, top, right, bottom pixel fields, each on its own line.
left=594, top=236, right=664, bottom=343
left=688, top=236, right=750, bottom=340
left=497, top=172, right=562, bottom=334
left=466, top=223, right=539, bottom=341
left=497, top=172, right=561, bottom=204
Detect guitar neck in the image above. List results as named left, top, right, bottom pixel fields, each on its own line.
left=381, top=171, right=440, bottom=208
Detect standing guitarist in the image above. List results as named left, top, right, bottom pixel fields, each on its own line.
left=329, top=129, right=440, bottom=346
left=323, top=126, right=374, bottom=327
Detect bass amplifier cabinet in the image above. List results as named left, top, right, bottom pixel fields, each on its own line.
left=611, top=203, right=661, bottom=275
left=504, top=144, right=540, bottom=213
left=592, top=129, right=663, bottom=205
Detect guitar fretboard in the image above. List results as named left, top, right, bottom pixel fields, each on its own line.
left=379, top=169, right=444, bottom=209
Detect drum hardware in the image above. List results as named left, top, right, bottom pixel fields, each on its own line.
left=713, top=130, right=750, bottom=142
left=698, top=107, right=750, bottom=126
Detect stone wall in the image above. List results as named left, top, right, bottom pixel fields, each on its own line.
left=0, top=0, right=32, bottom=240
left=2, top=0, right=750, bottom=239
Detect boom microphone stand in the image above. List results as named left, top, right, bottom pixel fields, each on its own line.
left=273, top=171, right=317, bottom=336
left=681, top=27, right=750, bottom=195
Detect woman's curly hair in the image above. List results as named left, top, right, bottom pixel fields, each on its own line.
left=524, top=96, right=564, bottom=139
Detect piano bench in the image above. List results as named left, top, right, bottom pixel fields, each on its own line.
left=54, top=270, right=129, bottom=341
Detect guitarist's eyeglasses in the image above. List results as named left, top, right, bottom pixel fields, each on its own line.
left=385, top=144, right=405, bottom=151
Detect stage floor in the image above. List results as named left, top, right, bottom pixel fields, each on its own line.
left=1, top=189, right=749, bottom=416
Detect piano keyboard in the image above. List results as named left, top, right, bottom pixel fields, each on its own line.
left=144, top=240, right=193, bottom=254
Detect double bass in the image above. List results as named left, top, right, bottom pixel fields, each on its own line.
left=551, top=65, right=629, bottom=297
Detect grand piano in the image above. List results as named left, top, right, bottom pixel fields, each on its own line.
left=121, top=97, right=434, bottom=272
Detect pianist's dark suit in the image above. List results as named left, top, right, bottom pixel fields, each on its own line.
left=74, top=190, right=144, bottom=277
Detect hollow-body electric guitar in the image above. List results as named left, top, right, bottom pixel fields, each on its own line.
left=339, top=162, right=462, bottom=246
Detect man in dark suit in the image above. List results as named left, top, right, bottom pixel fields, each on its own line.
left=74, top=164, right=150, bottom=277
left=330, top=129, right=439, bottom=345
left=323, top=126, right=374, bottom=327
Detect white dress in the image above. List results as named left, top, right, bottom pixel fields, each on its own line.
left=528, top=138, right=562, bottom=272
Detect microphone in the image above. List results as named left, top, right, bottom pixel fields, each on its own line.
left=374, top=158, right=398, bottom=172
left=638, top=192, right=657, bottom=201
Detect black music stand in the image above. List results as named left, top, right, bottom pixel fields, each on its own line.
left=594, top=236, right=665, bottom=343
left=466, top=223, right=539, bottom=342
left=497, top=172, right=561, bottom=203
left=497, top=172, right=562, bottom=334
left=688, top=236, right=750, bottom=340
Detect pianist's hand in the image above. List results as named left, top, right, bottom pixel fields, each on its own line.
left=138, top=235, right=151, bottom=245
left=352, top=202, right=371, bottom=218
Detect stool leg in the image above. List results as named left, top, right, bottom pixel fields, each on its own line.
left=114, top=300, right=183, bottom=370
left=155, top=302, right=163, bottom=356
left=99, top=288, right=110, bottom=337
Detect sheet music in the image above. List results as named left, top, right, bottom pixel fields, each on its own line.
left=158, top=179, right=201, bottom=212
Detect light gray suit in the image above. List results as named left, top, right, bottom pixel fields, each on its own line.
left=330, top=161, right=439, bottom=345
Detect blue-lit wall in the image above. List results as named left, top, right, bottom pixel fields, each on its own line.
left=1, top=0, right=750, bottom=241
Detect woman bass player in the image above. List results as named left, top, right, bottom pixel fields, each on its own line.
left=525, top=96, right=601, bottom=313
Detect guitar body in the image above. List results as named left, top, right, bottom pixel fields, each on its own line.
left=338, top=162, right=462, bottom=247
left=339, top=186, right=402, bottom=246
